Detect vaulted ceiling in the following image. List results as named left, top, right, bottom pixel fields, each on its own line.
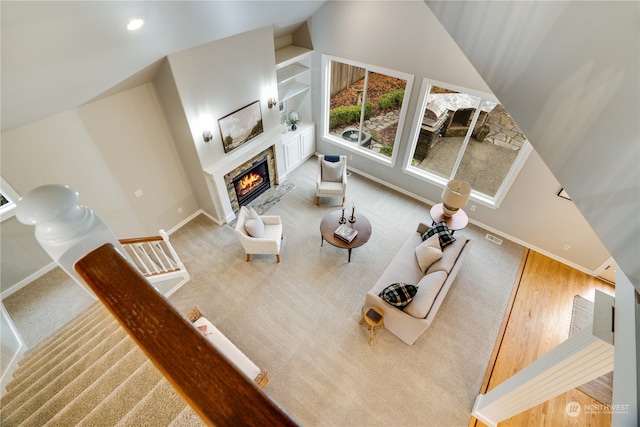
left=0, top=1, right=326, bottom=132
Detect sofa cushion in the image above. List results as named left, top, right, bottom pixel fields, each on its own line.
left=321, top=159, right=344, bottom=182
left=427, top=238, right=467, bottom=275
left=422, top=220, right=456, bottom=248
left=379, top=283, right=419, bottom=308
left=404, top=271, right=448, bottom=319
left=415, top=234, right=443, bottom=273
left=244, top=207, right=265, bottom=238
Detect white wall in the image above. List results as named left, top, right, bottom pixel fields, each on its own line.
left=0, top=83, right=198, bottom=290
left=426, top=0, right=639, bottom=289
left=166, top=26, right=280, bottom=170
left=160, top=26, right=282, bottom=221
left=308, top=1, right=611, bottom=274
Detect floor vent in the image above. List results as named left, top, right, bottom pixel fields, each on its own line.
left=485, top=234, right=503, bottom=245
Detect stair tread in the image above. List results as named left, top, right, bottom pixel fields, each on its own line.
left=16, top=334, right=138, bottom=426
left=12, top=302, right=110, bottom=380
left=115, top=377, right=189, bottom=427
left=42, top=345, right=148, bottom=427
left=169, top=406, right=206, bottom=427
left=78, top=360, right=164, bottom=427
left=1, top=323, right=127, bottom=421
left=20, top=300, right=103, bottom=362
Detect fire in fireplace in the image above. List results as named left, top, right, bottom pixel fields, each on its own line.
left=233, top=158, right=271, bottom=206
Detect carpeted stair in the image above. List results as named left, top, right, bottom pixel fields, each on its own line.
left=0, top=301, right=204, bottom=426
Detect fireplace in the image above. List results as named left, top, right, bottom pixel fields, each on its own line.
left=232, top=158, right=271, bottom=206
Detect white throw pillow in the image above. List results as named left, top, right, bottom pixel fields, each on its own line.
left=244, top=207, right=265, bottom=238
left=415, top=234, right=443, bottom=273
left=321, top=159, right=344, bottom=182
left=404, top=271, right=448, bottom=319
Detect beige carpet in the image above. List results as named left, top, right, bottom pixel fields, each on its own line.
left=569, top=295, right=613, bottom=405
left=4, top=156, right=525, bottom=426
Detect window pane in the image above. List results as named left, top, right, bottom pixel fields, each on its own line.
left=328, top=60, right=407, bottom=159
left=411, top=86, right=481, bottom=179
left=453, top=103, right=524, bottom=197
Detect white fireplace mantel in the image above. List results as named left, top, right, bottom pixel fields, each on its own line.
left=203, top=127, right=286, bottom=224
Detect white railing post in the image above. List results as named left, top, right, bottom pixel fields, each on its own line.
left=15, top=184, right=130, bottom=297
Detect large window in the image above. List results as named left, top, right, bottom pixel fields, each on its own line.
left=406, top=79, right=532, bottom=207
left=322, top=55, right=413, bottom=165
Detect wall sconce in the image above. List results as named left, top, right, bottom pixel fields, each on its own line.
left=202, top=130, right=213, bottom=142
left=267, top=97, right=277, bottom=109
left=441, top=179, right=471, bottom=217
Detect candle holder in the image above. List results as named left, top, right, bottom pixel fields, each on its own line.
left=349, top=204, right=356, bottom=223
left=339, top=208, right=346, bottom=224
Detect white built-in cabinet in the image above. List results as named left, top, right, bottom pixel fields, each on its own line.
left=275, top=42, right=314, bottom=173
left=282, top=122, right=315, bottom=173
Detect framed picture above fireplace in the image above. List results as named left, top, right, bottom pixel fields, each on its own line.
left=218, top=100, right=264, bottom=153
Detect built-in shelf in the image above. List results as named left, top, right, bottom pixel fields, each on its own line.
left=275, top=45, right=312, bottom=69
left=275, top=44, right=313, bottom=125
left=278, top=81, right=309, bottom=104
left=276, top=63, right=309, bottom=86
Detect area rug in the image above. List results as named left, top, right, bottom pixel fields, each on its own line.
left=228, top=182, right=296, bottom=227
left=569, top=294, right=613, bottom=404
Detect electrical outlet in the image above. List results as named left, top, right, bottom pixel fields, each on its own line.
left=134, top=189, right=143, bottom=198
left=178, top=207, right=183, bottom=214
left=563, top=244, right=571, bottom=251
left=470, top=205, right=476, bottom=212
left=350, top=155, right=353, bottom=161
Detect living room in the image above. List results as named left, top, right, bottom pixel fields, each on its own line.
left=1, top=1, right=637, bottom=425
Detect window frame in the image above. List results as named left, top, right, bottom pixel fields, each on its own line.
left=403, top=77, right=532, bottom=208
left=1, top=177, right=21, bottom=222
left=321, top=54, right=414, bottom=168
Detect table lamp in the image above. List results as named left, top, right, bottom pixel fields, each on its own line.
left=441, top=179, right=471, bottom=217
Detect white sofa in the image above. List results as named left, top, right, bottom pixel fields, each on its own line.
left=364, top=223, right=472, bottom=345
left=185, top=306, right=269, bottom=387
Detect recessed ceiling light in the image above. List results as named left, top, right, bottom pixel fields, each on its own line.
left=127, top=19, right=144, bottom=31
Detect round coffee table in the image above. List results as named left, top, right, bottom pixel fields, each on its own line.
left=320, top=210, right=372, bottom=262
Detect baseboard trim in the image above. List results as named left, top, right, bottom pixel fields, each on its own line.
left=346, top=166, right=597, bottom=277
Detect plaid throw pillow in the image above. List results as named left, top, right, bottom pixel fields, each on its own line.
left=379, top=283, right=418, bottom=308
left=421, top=220, right=456, bottom=249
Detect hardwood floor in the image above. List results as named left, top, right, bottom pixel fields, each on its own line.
left=472, top=249, right=616, bottom=427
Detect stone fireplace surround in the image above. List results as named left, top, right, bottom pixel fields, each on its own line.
left=224, top=148, right=276, bottom=213
left=203, top=127, right=286, bottom=224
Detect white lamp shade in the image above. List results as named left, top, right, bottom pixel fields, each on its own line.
left=441, top=179, right=471, bottom=216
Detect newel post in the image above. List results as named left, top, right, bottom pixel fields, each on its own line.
left=15, top=184, right=130, bottom=296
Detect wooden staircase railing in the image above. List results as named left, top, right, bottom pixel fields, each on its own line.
left=75, top=243, right=298, bottom=427
left=15, top=184, right=299, bottom=426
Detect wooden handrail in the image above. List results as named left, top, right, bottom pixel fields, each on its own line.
left=119, top=235, right=164, bottom=244
left=75, top=243, right=298, bottom=427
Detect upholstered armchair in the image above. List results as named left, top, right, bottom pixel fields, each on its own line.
left=234, top=206, right=283, bottom=262
left=316, top=154, right=347, bottom=205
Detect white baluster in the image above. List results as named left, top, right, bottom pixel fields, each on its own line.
left=15, top=184, right=130, bottom=297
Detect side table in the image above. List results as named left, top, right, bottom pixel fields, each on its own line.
left=429, top=203, right=468, bottom=233
left=360, top=306, right=384, bottom=346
